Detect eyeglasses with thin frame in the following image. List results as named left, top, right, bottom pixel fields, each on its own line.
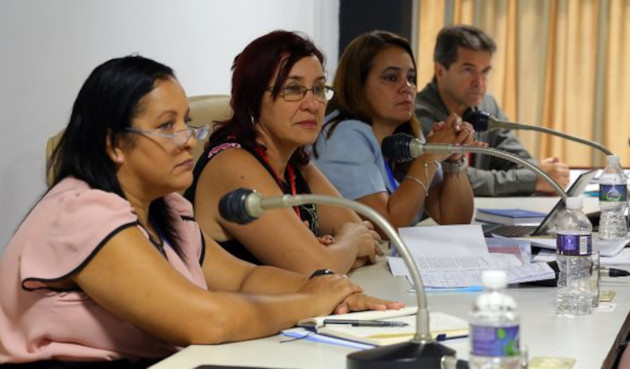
left=125, top=124, right=210, bottom=148
left=268, top=84, right=335, bottom=103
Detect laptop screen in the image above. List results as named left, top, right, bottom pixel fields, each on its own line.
left=533, top=169, right=598, bottom=235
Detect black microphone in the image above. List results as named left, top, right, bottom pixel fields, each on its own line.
left=463, top=110, right=493, bottom=132
left=218, top=188, right=259, bottom=224
left=463, top=110, right=613, bottom=156
left=464, top=110, right=545, bottom=134
left=218, top=188, right=303, bottom=225
left=382, top=133, right=568, bottom=201
left=219, top=188, right=461, bottom=369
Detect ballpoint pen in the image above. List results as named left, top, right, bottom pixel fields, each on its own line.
left=322, top=319, right=408, bottom=327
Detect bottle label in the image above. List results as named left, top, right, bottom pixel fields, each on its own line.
left=471, top=324, right=520, bottom=357
left=556, top=233, right=592, bottom=255
left=599, top=184, right=627, bottom=202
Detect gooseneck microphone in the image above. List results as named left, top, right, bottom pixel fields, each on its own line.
left=382, top=133, right=568, bottom=201
left=463, top=110, right=613, bottom=156
left=219, top=188, right=461, bottom=369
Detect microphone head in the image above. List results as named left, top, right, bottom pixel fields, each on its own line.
left=382, top=133, right=415, bottom=162
left=463, top=110, right=491, bottom=132
left=218, top=187, right=258, bottom=225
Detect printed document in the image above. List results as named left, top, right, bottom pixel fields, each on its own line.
left=392, top=224, right=555, bottom=287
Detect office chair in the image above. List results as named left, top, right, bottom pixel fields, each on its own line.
left=45, top=94, right=232, bottom=188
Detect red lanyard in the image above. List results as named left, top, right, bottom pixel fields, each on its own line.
left=255, top=147, right=301, bottom=218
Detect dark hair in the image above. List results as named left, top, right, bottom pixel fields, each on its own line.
left=434, top=24, right=497, bottom=69
left=316, top=30, right=420, bottom=158
left=47, top=55, right=184, bottom=256
left=209, top=30, right=326, bottom=168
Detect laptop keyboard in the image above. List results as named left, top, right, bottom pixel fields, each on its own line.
left=482, top=224, right=539, bottom=237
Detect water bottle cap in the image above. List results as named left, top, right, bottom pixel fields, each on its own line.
left=565, top=197, right=582, bottom=209
left=481, top=270, right=507, bottom=289
left=607, top=155, right=620, bottom=165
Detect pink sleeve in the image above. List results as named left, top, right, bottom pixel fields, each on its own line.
left=20, top=187, right=137, bottom=290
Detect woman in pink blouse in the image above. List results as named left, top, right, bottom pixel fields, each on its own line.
left=0, top=56, right=402, bottom=368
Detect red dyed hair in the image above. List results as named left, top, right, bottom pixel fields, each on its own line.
left=209, top=30, right=326, bottom=168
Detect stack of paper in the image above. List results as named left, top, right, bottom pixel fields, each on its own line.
left=486, top=237, right=532, bottom=263
left=388, top=257, right=554, bottom=288
left=391, top=225, right=555, bottom=288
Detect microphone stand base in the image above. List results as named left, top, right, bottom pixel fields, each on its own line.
left=346, top=341, right=457, bottom=369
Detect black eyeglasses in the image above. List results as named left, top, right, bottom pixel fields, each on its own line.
left=269, top=85, right=335, bottom=103
left=125, top=124, right=209, bottom=148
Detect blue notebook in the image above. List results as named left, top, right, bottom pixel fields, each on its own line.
left=475, top=208, right=546, bottom=226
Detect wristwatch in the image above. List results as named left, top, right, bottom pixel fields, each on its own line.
left=309, top=269, right=335, bottom=279
left=442, top=155, right=468, bottom=174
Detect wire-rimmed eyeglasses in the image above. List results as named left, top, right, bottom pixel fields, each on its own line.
left=125, top=124, right=210, bottom=148
left=269, top=85, right=335, bottom=103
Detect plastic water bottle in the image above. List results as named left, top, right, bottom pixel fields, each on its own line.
left=555, top=197, right=593, bottom=317
left=599, top=155, right=628, bottom=240
left=469, top=270, right=521, bottom=369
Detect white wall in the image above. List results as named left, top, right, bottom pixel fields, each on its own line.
left=0, top=0, right=339, bottom=251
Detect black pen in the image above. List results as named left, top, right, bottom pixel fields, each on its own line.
left=323, top=319, right=408, bottom=327
left=436, top=333, right=468, bottom=341
left=601, top=267, right=630, bottom=277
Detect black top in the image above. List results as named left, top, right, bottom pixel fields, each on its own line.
left=185, top=139, right=318, bottom=264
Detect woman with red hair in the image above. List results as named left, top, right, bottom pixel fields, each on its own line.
left=186, top=31, right=382, bottom=274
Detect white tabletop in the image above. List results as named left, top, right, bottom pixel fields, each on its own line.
left=151, top=260, right=630, bottom=369
left=151, top=195, right=626, bottom=369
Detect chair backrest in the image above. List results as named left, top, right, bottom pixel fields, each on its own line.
left=187, top=94, right=232, bottom=164
left=45, top=94, right=232, bottom=187
left=45, top=130, right=65, bottom=187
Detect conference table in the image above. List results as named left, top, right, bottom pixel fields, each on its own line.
left=151, top=196, right=630, bottom=369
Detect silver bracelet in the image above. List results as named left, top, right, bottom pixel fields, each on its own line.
left=404, top=159, right=440, bottom=196
left=442, top=155, right=467, bottom=174
left=404, top=160, right=440, bottom=196
left=403, top=175, right=429, bottom=196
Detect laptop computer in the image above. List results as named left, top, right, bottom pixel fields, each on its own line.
left=481, top=169, right=598, bottom=237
